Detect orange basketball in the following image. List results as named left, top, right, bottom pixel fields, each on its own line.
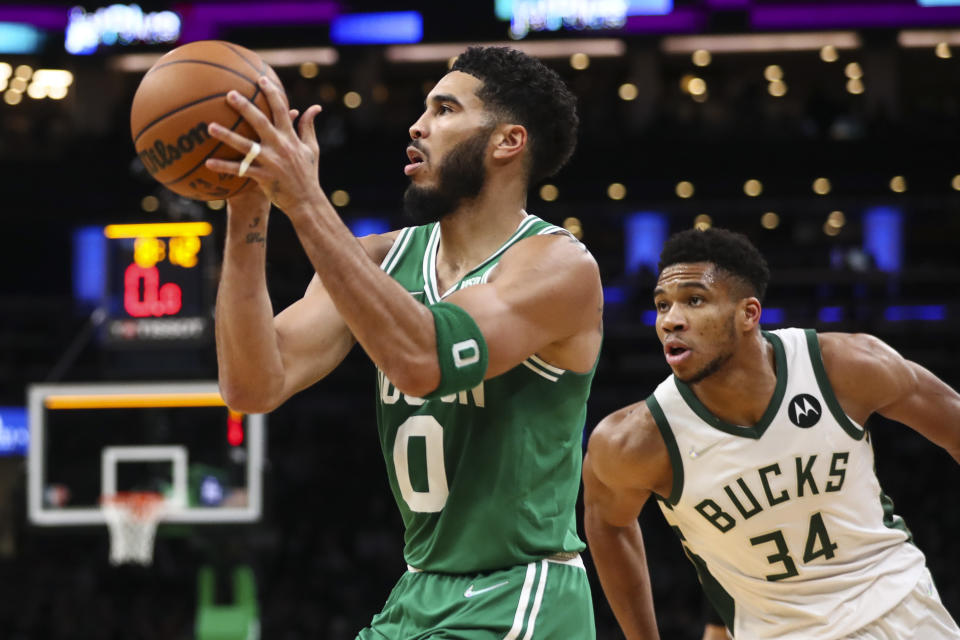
left=130, top=40, right=282, bottom=201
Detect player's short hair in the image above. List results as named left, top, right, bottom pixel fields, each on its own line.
left=658, top=228, right=770, bottom=301
left=451, top=46, right=578, bottom=185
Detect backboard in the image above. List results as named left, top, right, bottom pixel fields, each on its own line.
left=28, top=381, right=264, bottom=526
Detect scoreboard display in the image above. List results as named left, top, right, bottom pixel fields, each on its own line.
left=101, top=222, right=215, bottom=345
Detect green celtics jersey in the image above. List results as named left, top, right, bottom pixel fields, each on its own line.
left=375, top=214, right=595, bottom=574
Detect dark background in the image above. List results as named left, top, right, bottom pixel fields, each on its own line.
left=0, top=0, right=958, bottom=637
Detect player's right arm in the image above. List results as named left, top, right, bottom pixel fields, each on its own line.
left=215, top=191, right=397, bottom=413
left=583, top=402, right=672, bottom=640
left=819, top=332, right=960, bottom=464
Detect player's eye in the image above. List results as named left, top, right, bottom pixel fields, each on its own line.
left=689, top=296, right=703, bottom=306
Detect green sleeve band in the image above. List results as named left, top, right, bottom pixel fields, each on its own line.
left=422, top=301, right=489, bottom=399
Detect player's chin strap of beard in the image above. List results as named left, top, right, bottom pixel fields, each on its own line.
left=238, top=142, right=262, bottom=177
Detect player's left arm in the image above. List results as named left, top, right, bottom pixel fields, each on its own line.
left=443, top=234, right=603, bottom=378
left=820, top=332, right=960, bottom=464
left=205, top=76, right=601, bottom=397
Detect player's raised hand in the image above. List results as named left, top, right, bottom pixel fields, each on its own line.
left=206, top=76, right=326, bottom=217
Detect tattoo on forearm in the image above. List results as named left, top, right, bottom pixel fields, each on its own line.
left=245, top=231, right=265, bottom=245
left=249, top=216, right=261, bottom=228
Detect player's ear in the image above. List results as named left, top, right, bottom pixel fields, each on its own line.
left=741, top=297, right=762, bottom=331
left=491, top=124, right=526, bottom=161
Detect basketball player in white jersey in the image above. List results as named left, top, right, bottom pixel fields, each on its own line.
left=584, top=227, right=960, bottom=639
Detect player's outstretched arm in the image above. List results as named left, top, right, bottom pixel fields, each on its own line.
left=215, top=186, right=398, bottom=413
left=208, top=76, right=601, bottom=397
left=820, top=332, right=960, bottom=464
left=583, top=403, right=670, bottom=640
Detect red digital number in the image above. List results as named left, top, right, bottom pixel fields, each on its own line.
left=123, top=263, right=182, bottom=317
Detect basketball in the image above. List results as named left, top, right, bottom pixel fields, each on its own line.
left=130, top=40, right=282, bottom=201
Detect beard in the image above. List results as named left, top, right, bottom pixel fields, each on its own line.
left=679, top=351, right=734, bottom=385
left=403, top=125, right=493, bottom=225
left=677, top=316, right=738, bottom=385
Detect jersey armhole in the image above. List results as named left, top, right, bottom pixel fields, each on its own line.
left=645, top=394, right=684, bottom=505
left=379, top=227, right=412, bottom=275
left=803, top=328, right=866, bottom=441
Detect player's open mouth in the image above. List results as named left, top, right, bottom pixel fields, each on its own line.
left=664, top=344, right=691, bottom=365
left=405, top=147, right=426, bottom=176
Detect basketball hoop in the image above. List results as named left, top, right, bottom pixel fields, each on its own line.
left=100, top=491, right=167, bottom=566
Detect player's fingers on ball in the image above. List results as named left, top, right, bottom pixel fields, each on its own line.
left=289, top=108, right=299, bottom=121
left=259, top=76, right=294, bottom=134
left=226, top=90, right=275, bottom=140
left=207, top=122, right=256, bottom=155
left=205, top=157, right=240, bottom=175
left=205, top=157, right=268, bottom=182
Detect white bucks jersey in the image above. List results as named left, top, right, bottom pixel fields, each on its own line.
left=650, top=328, right=926, bottom=639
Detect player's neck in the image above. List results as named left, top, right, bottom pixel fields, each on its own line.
left=689, top=332, right=778, bottom=427
left=436, top=180, right=527, bottom=281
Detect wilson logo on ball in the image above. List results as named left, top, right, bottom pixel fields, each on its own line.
left=138, top=122, right=211, bottom=175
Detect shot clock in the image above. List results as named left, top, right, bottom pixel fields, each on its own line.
left=101, top=222, right=216, bottom=345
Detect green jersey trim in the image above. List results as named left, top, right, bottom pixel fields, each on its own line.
left=880, top=490, right=914, bottom=542
left=422, top=214, right=544, bottom=304
left=381, top=227, right=414, bottom=276
left=803, top=329, right=866, bottom=441
left=673, top=331, right=788, bottom=440
left=646, top=394, right=684, bottom=505
left=686, top=547, right=736, bottom=636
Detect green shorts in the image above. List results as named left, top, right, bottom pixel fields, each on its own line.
left=356, top=554, right=595, bottom=640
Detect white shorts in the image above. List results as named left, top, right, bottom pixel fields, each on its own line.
left=845, top=568, right=960, bottom=640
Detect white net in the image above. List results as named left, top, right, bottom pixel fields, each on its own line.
left=101, top=492, right=167, bottom=566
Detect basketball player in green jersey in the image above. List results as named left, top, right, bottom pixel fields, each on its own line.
left=584, top=228, right=960, bottom=639
left=205, top=47, right=602, bottom=638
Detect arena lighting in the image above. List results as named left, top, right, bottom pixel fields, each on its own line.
left=499, top=0, right=672, bottom=38
left=73, top=226, right=107, bottom=306
left=104, top=222, right=213, bottom=239
left=44, top=393, right=225, bottom=409
left=661, top=31, right=860, bottom=54
left=898, top=29, right=960, bottom=46
left=330, top=11, right=422, bottom=45
left=563, top=216, right=584, bottom=239
left=386, top=38, right=626, bottom=63
left=65, top=4, right=180, bottom=55
left=539, top=184, right=559, bottom=201
left=761, top=212, right=779, bottom=229
left=110, top=46, right=339, bottom=72
left=343, top=91, right=362, bottom=109
left=762, top=308, right=785, bottom=325
left=819, top=306, right=844, bottom=323
left=884, top=305, right=946, bottom=322
left=625, top=212, right=667, bottom=274
left=603, top=286, right=627, bottom=304
left=863, top=206, right=902, bottom=273
left=0, top=22, right=44, bottom=54
left=744, top=179, right=762, bottom=197
left=763, top=64, right=783, bottom=82
left=0, top=407, right=28, bottom=456
left=347, top=217, right=390, bottom=237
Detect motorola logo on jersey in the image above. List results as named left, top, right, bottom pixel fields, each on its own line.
left=788, top=394, right=822, bottom=428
